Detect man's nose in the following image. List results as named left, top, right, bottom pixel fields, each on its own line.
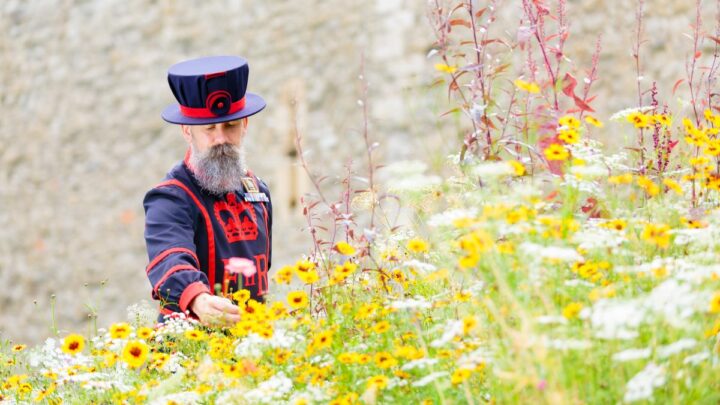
left=212, top=125, right=231, bottom=145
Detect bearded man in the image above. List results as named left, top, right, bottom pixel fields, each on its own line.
left=143, top=56, right=272, bottom=326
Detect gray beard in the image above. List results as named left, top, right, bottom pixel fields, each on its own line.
left=189, top=142, right=248, bottom=196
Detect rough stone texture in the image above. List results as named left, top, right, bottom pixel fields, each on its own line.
left=0, top=0, right=435, bottom=345
left=0, top=0, right=715, bottom=344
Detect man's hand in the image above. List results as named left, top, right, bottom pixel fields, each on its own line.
left=189, top=293, right=241, bottom=327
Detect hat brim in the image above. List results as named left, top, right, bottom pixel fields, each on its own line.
left=161, top=92, right=266, bottom=125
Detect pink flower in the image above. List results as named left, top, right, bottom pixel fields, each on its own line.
left=225, top=257, right=256, bottom=278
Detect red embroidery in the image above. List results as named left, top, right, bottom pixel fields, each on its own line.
left=214, top=193, right=259, bottom=242
left=253, top=254, right=269, bottom=296
left=220, top=258, right=238, bottom=295
left=221, top=256, right=266, bottom=295
left=243, top=265, right=256, bottom=287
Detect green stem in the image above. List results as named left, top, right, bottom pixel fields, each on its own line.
left=50, top=294, right=58, bottom=336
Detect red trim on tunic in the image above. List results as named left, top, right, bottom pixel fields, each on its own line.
left=220, top=258, right=239, bottom=295
left=179, top=281, right=211, bottom=313
left=257, top=175, right=270, bottom=296
left=155, top=179, right=217, bottom=288
left=158, top=306, right=200, bottom=321
left=152, top=264, right=198, bottom=296
left=146, top=247, right=199, bottom=275
left=159, top=307, right=174, bottom=315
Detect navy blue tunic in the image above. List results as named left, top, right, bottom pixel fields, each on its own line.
left=143, top=153, right=272, bottom=319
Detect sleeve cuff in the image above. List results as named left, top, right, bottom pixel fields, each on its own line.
left=179, top=281, right=211, bottom=313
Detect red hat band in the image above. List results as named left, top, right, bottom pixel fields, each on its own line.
left=179, top=94, right=246, bottom=119
left=162, top=56, right=265, bottom=124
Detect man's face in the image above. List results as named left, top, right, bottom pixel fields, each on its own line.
left=181, top=118, right=250, bottom=195
left=181, top=118, right=248, bottom=153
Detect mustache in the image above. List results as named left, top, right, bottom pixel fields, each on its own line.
left=205, top=143, right=240, bottom=159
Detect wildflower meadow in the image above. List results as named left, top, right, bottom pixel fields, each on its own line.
left=4, top=1, right=720, bottom=404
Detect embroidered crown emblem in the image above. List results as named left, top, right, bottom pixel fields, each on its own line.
left=214, top=193, right=259, bottom=242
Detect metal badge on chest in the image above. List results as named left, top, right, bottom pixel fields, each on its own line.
left=241, top=176, right=269, bottom=202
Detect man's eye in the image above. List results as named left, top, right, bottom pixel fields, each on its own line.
left=227, top=120, right=238, bottom=126
left=204, top=125, right=215, bottom=130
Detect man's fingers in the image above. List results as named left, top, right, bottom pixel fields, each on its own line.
left=211, top=298, right=241, bottom=314
left=195, top=296, right=242, bottom=327
left=218, top=313, right=242, bottom=324
left=204, top=310, right=241, bottom=326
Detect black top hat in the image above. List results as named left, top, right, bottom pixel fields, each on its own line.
left=161, top=55, right=266, bottom=125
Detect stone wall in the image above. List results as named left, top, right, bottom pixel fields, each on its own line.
left=0, top=0, right=716, bottom=344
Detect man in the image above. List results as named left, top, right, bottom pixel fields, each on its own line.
left=143, top=55, right=272, bottom=326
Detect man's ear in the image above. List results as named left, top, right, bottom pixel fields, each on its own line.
left=242, top=118, right=249, bottom=129
left=180, top=125, right=193, bottom=145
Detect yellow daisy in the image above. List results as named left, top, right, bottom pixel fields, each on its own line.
left=584, top=115, right=604, bottom=127
left=451, top=368, right=473, bottom=385
left=367, top=375, right=389, bottom=389
left=109, top=322, right=132, bottom=339
left=273, top=265, right=294, bottom=284
left=562, top=302, right=583, bottom=319
left=334, top=241, right=356, bottom=256
left=374, top=352, right=397, bottom=369
left=406, top=238, right=429, bottom=253
left=287, top=291, right=309, bottom=309
left=136, top=327, right=154, bottom=340
left=641, top=223, right=671, bottom=249
left=435, top=63, right=457, bottom=74
left=184, top=329, right=207, bottom=341
left=233, top=289, right=252, bottom=304
left=121, top=340, right=149, bottom=368
left=558, top=115, right=581, bottom=130
left=61, top=334, right=85, bottom=355
left=311, top=330, right=334, bottom=351
left=710, top=292, right=720, bottom=313
left=544, top=144, right=569, bottom=161
left=627, top=111, right=650, bottom=128
left=514, top=78, right=540, bottom=93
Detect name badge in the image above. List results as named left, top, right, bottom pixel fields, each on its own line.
left=244, top=193, right=269, bottom=202
left=241, top=177, right=259, bottom=193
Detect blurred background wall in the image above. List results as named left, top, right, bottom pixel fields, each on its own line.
left=0, top=0, right=715, bottom=344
